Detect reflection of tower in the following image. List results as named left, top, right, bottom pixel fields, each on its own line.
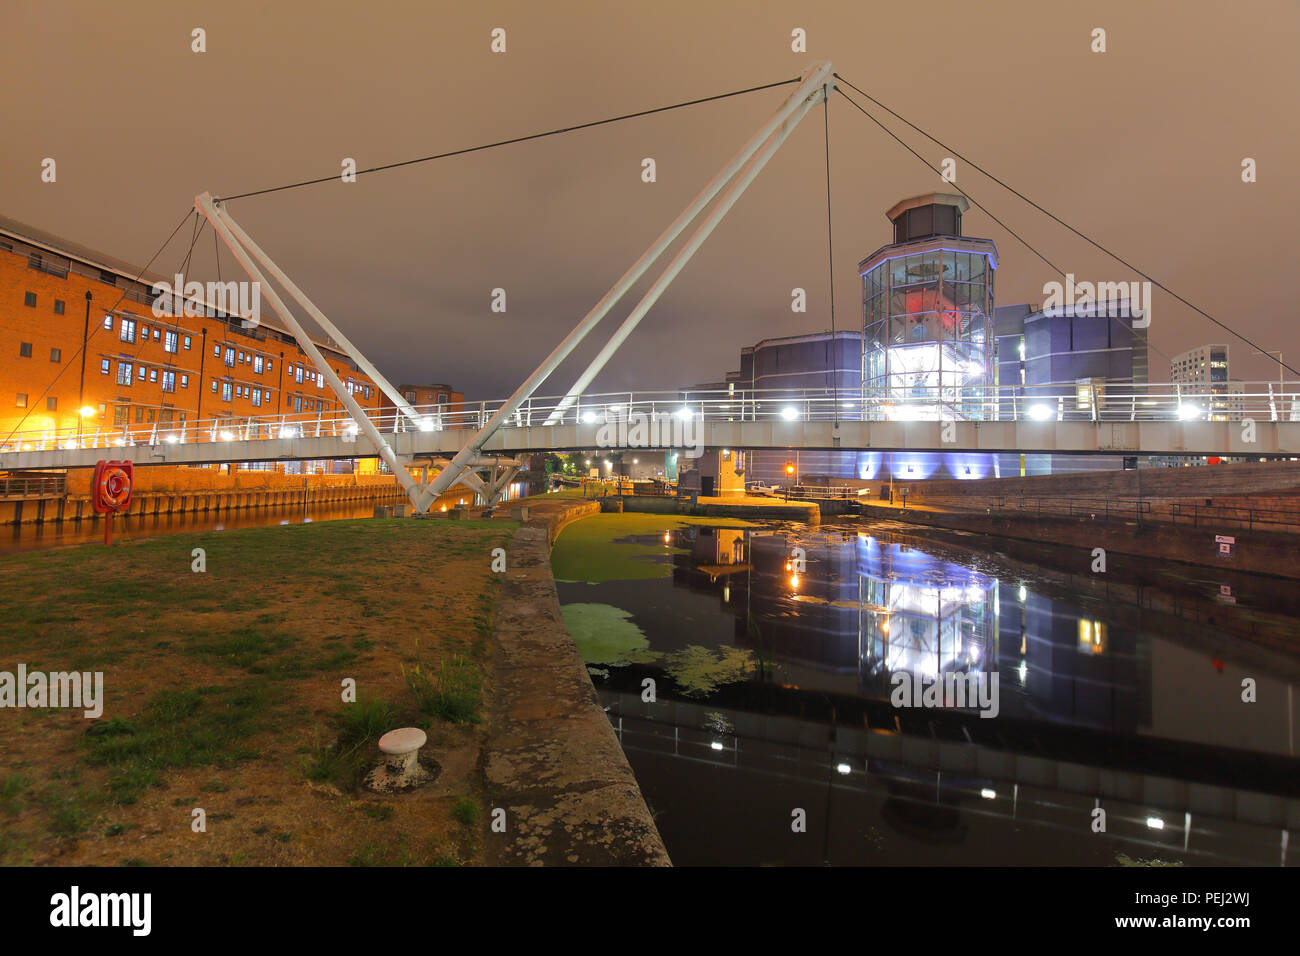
left=861, top=194, right=998, bottom=423
left=855, top=534, right=998, bottom=700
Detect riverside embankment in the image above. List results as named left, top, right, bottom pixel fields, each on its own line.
left=483, top=496, right=670, bottom=865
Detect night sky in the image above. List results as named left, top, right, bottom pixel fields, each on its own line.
left=1, top=0, right=1295, bottom=398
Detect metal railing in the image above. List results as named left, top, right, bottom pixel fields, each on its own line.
left=1, top=381, right=1298, bottom=456
left=0, top=474, right=66, bottom=498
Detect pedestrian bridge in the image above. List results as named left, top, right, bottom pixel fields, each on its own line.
left=3, top=384, right=1298, bottom=471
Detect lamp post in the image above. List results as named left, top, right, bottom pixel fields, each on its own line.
left=77, top=291, right=91, bottom=443
left=1251, top=350, right=1285, bottom=422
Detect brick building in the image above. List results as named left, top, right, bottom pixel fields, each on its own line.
left=383, top=383, right=468, bottom=429
left=0, top=214, right=384, bottom=446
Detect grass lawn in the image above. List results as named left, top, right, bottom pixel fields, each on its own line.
left=0, top=515, right=516, bottom=866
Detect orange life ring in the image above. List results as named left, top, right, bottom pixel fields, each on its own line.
left=98, top=465, right=132, bottom=509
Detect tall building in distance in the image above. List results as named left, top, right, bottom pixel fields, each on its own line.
left=1170, top=344, right=1242, bottom=421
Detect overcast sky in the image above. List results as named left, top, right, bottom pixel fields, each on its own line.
left=1, top=0, right=1296, bottom=398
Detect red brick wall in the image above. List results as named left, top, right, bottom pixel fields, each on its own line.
left=0, top=245, right=382, bottom=441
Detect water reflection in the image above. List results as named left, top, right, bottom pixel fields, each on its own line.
left=555, top=517, right=1300, bottom=865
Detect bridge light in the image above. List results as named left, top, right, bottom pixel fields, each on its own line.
left=836, top=763, right=851, bottom=775
left=981, top=789, right=997, bottom=800
left=78, top=406, right=97, bottom=418
left=675, top=407, right=693, bottom=420
left=418, top=417, right=435, bottom=432
left=581, top=411, right=598, bottom=424
left=784, top=462, right=795, bottom=475
left=344, top=423, right=359, bottom=437
left=280, top=426, right=297, bottom=439
left=1145, top=816, right=1165, bottom=830
left=1027, top=403, right=1055, bottom=421
left=1177, top=404, right=1201, bottom=420
left=780, top=406, right=799, bottom=421
left=165, top=435, right=179, bottom=444
left=219, top=429, right=234, bottom=441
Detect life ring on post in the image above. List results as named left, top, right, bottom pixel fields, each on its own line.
left=92, top=460, right=134, bottom=514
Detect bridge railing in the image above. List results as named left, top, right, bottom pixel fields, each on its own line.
left=1, top=381, right=1297, bottom=455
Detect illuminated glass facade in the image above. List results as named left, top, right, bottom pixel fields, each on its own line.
left=861, top=194, right=998, bottom=421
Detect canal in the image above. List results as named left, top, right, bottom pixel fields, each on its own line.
left=0, top=500, right=386, bottom=555
left=552, top=513, right=1300, bottom=867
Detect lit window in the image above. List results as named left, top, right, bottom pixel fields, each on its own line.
left=100, top=358, right=110, bottom=374
left=119, top=318, right=137, bottom=343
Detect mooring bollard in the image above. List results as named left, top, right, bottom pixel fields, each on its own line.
left=362, top=726, right=438, bottom=793
left=377, top=727, right=426, bottom=779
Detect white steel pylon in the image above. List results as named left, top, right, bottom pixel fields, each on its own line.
left=195, top=61, right=835, bottom=514
left=422, top=61, right=835, bottom=511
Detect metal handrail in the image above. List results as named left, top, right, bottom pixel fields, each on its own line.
left=1, top=381, right=1297, bottom=455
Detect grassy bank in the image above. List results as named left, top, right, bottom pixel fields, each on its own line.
left=0, top=516, right=516, bottom=866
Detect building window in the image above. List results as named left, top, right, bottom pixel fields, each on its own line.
left=119, top=318, right=137, bottom=343
left=19, top=342, right=32, bottom=357
left=23, top=292, right=35, bottom=307
left=263, top=390, right=270, bottom=403
left=224, top=346, right=235, bottom=367
left=213, top=343, right=221, bottom=357
left=254, top=355, right=264, bottom=373
left=98, top=269, right=117, bottom=286
left=266, top=359, right=273, bottom=373
left=149, top=369, right=158, bottom=383
left=136, top=366, right=146, bottom=381
left=294, top=365, right=304, bottom=384
left=180, top=374, right=189, bottom=388
left=160, top=371, right=175, bottom=393
left=152, top=328, right=160, bottom=341
left=438, top=392, right=448, bottom=404
left=294, top=395, right=303, bottom=412
left=103, top=314, right=113, bottom=330
left=404, top=390, right=416, bottom=402
left=210, top=379, right=218, bottom=393
left=100, top=358, right=110, bottom=374
left=53, top=299, right=65, bottom=315
left=117, top=362, right=134, bottom=385
left=183, top=335, right=192, bottom=350
left=252, top=389, right=262, bottom=407
left=15, top=393, right=27, bottom=407
left=222, top=381, right=233, bottom=402
left=164, top=330, right=178, bottom=353
left=113, top=406, right=127, bottom=426
left=46, top=397, right=57, bottom=411
left=50, top=348, right=61, bottom=362
left=141, top=325, right=150, bottom=340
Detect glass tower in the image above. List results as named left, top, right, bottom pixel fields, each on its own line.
left=861, top=194, right=998, bottom=421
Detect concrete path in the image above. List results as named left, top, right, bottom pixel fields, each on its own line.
left=482, top=498, right=670, bottom=866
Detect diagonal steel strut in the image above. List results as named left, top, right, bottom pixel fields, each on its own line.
left=195, top=193, right=423, bottom=508
left=419, top=61, right=834, bottom=512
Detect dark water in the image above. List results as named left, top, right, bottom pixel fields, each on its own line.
left=0, top=499, right=396, bottom=555
left=554, top=517, right=1300, bottom=866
